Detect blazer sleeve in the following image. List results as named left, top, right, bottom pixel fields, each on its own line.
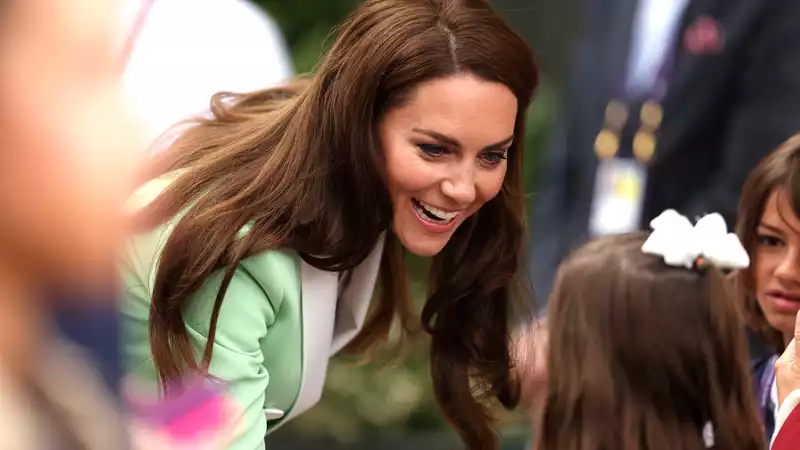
left=122, top=177, right=295, bottom=449
left=181, top=261, right=284, bottom=450
left=773, top=390, right=800, bottom=450
left=683, top=0, right=800, bottom=222
left=122, top=238, right=287, bottom=450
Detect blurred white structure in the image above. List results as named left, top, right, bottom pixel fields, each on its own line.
left=120, top=0, right=294, bottom=148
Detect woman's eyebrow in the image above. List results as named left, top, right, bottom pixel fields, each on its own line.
left=412, top=127, right=514, bottom=149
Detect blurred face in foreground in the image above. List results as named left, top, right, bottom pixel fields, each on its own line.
left=0, top=0, right=141, bottom=295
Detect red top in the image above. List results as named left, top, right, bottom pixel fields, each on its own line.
left=773, top=405, right=800, bottom=450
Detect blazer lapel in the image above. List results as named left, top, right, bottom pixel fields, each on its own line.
left=330, top=234, right=385, bottom=355
left=279, top=235, right=386, bottom=424
left=280, top=260, right=338, bottom=424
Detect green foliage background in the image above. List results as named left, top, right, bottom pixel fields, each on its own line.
left=251, top=0, right=576, bottom=444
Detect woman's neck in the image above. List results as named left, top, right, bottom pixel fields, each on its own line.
left=0, top=259, right=46, bottom=380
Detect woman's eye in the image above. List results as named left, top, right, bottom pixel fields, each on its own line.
left=757, top=234, right=784, bottom=247
left=417, top=144, right=447, bottom=158
left=481, top=151, right=508, bottom=167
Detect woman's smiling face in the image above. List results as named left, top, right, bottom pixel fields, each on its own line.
left=379, top=73, right=518, bottom=256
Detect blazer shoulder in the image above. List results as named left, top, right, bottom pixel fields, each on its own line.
left=120, top=171, right=302, bottom=314
left=181, top=250, right=299, bottom=346
left=237, top=249, right=301, bottom=314
left=123, top=232, right=300, bottom=317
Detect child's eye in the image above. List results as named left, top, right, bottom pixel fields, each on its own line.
left=757, top=234, right=784, bottom=247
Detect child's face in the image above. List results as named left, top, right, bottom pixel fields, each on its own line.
left=0, top=0, right=142, bottom=292
left=753, top=188, right=800, bottom=343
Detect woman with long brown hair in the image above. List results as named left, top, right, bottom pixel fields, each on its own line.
left=120, top=0, right=538, bottom=449
left=536, top=216, right=765, bottom=450
left=733, top=133, right=800, bottom=441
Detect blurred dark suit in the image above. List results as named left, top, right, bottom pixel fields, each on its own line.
left=529, top=0, right=800, bottom=302
left=55, top=294, right=121, bottom=396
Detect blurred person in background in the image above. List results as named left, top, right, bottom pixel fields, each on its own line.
left=120, top=0, right=538, bottom=449
left=121, top=0, right=294, bottom=148
left=528, top=0, right=800, bottom=303
left=0, top=0, right=136, bottom=447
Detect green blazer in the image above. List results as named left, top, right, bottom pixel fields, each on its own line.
left=120, top=177, right=384, bottom=449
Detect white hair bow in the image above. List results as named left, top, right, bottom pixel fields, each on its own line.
left=641, top=209, right=750, bottom=270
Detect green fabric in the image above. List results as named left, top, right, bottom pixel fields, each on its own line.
left=120, top=176, right=304, bottom=449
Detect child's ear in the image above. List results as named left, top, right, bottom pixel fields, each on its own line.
left=512, top=318, right=549, bottom=412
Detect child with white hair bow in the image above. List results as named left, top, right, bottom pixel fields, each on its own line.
left=515, top=209, right=766, bottom=450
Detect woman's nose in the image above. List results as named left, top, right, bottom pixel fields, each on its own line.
left=441, top=167, right=476, bottom=206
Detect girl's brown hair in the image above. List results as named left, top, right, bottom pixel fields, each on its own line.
left=132, top=0, right=538, bottom=448
left=734, top=133, right=800, bottom=353
left=539, top=233, right=764, bottom=450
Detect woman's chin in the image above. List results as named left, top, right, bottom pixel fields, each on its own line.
left=401, top=239, right=446, bottom=257
left=393, top=227, right=449, bottom=257
left=405, top=246, right=443, bottom=257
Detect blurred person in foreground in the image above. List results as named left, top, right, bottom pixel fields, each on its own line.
left=0, top=1, right=242, bottom=448
left=0, top=0, right=135, bottom=447
left=55, top=0, right=296, bottom=399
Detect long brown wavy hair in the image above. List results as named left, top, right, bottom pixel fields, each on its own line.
left=538, top=233, right=764, bottom=450
left=132, top=0, right=538, bottom=448
left=734, top=133, right=800, bottom=354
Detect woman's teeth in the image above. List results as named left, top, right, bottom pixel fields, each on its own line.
left=413, top=198, right=458, bottom=223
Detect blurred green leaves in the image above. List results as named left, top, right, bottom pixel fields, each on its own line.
left=255, top=0, right=358, bottom=73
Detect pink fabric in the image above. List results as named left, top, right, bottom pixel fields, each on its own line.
left=127, top=378, right=235, bottom=444
left=163, top=392, right=228, bottom=441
